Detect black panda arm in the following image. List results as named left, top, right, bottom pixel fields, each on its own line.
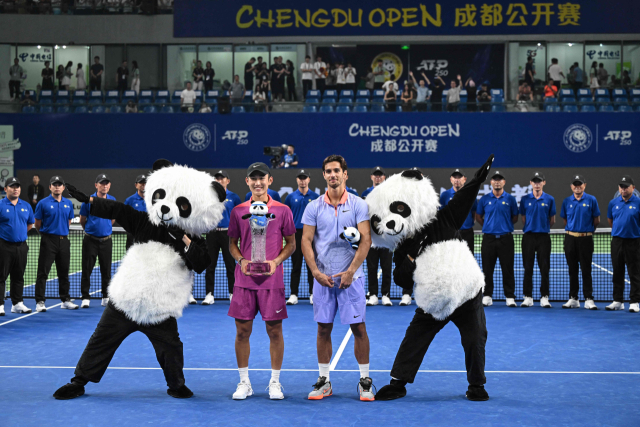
left=183, top=237, right=211, bottom=274
left=90, top=197, right=148, bottom=235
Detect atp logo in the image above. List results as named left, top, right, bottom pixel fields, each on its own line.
left=416, top=59, right=449, bottom=77
left=604, top=130, right=632, bottom=146
left=222, top=130, right=249, bottom=145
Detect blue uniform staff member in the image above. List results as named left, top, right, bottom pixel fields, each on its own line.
left=440, top=168, right=478, bottom=255
left=79, top=174, right=116, bottom=309
left=519, top=172, right=556, bottom=308
left=476, top=171, right=519, bottom=307
left=285, top=169, right=319, bottom=305
left=124, top=174, right=147, bottom=250
left=362, top=166, right=396, bottom=306
left=0, top=178, right=35, bottom=316
left=560, top=175, right=600, bottom=310
left=203, top=170, right=241, bottom=305
left=606, top=175, right=640, bottom=313
left=279, top=145, right=299, bottom=169
left=34, top=176, right=77, bottom=312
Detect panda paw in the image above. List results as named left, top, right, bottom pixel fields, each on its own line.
left=475, top=154, right=495, bottom=182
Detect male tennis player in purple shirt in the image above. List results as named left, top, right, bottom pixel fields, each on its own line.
left=301, top=154, right=375, bottom=401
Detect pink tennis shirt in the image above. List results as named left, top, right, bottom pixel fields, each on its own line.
left=228, top=195, right=296, bottom=290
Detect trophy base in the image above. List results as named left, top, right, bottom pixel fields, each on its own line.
left=247, top=262, right=271, bottom=275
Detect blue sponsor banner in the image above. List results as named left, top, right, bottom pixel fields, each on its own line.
left=3, top=113, right=638, bottom=170
left=174, top=0, right=639, bottom=38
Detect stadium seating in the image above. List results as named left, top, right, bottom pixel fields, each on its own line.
left=160, top=106, right=175, bottom=113
left=559, top=89, right=575, bottom=100
left=109, top=105, right=123, bottom=113
left=156, top=90, right=170, bottom=105
left=305, top=90, right=321, bottom=101
left=577, top=88, right=591, bottom=98
left=91, top=106, right=106, bottom=113
left=335, top=105, right=351, bottom=113
left=305, top=98, right=319, bottom=104
left=372, top=90, right=385, bottom=101
left=563, top=105, right=578, bottom=113
left=340, top=90, right=354, bottom=101
left=39, top=90, right=54, bottom=104
left=123, top=90, right=137, bottom=103
left=105, top=91, right=120, bottom=104
left=355, top=98, right=369, bottom=104
left=458, top=90, right=468, bottom=111
left=353, top=105, right=368, bottom=113
left=74, top=106, right=88, bottom=113
left=594, top=88, right=610, bottom=100
left=614, top=97, right=629, bottom=108
left=40, top=105, right=54, bottom=113
left=56, top=106, right=70, bottom=113
left=491, top=89, right=504, bottom=99
left=491, top=104, right=506, bottom=112
left=302, top=105, right=317, bottom=113
left=55, top=90, right=70, bottom=104
left=323, top=90, right=338, bottom=102
left=139, top=90, right=154, bottom=104
left=88, top=91, right=103, bottom=105
left=562, top=97, right=576, bottom=104
left=72, top=90, right=87, bottom=105
left=370, top=103, right=385, bottom=113
left=231, top=106, right=246, bottom=113
left=631, top=89, right=640, bottom=106
left=143, top=106, right=157, bottom=113
left=599, top=105, right=614, bottom=112
left=544, top=104, right=561, bottom=112
left=544, top=97, right=558, bottom=103
left=581, top=105, right=596, bottom=112
left=22, top=90, right=37, bottom=101
left=22, top=106, right=37, bottom=113
left=338, top=98, right=352, bottom=104
left=578, top=97, right=594, bottom=106
left=356, top=90, right=370, bottom=100
left=618, top=105, right=633, bottom=112
left=319, top=105, right=334, bottom=113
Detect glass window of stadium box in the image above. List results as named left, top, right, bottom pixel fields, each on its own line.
left=233, top=44, right=269, bottom=91
left=127, top=45, right=162, bottom=90
left=546, top=42, right=584, bottom=88
left=197, top=45, right=233, bottom=90
left=104, top=45, right=125, bottom=91
left=622, top=43, right=640, bottom=86
left=53, top=45, right=90, bottom=91
left=585, top=42, right=623, bottom=86
left=165, top=45, right=196, bottom=91
left=271, top=44, right=306, bottom=94
left=509, top=42, right=546, bottom=98
left=16, top=45, right=54, bottom=91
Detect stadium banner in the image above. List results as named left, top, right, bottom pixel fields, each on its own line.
left=173, top=0, right=639, bottom=38
left=4, top=113, right=638, bottom=170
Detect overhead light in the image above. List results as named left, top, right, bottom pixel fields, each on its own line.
left=54, top=45, right=59, bottom=49
left=600, top=43, right=603, bottom=47
left=37, top=45, right=41, bottom=49
left=537, top=43, right=541, bottom=46
left=62, top=45, right=67, bottom=49
left=567, top=43, right=573, bottom=47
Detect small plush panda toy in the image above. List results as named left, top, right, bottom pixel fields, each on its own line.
left=54, top=159, right=226, bottom=401
left=340, top=226, right=361, bottom=249
left=242, top=201, right=276, bottom=222
left=366, top=154, right=494, bottom=403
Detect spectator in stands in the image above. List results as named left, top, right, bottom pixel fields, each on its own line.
left=324, top=63, right=336, bottom=91
left=257, top=62, right=269, bottom=85
left=253, top=82, right=268, bottom=113
left=335, top=63, right=346, bottom=92
left=41, top=61, right=54, bottom=91
left=465, top=78, right=477, bottom=112
left=345, top=63, right=357, bottom=93
left=199, top=102, right=212, bottom=113
left=410, top=72, right=430, bottom=112
left=56, top=65, right=65, bottom=90
left=477, top=83, right=491, bottom=112
left=279, top=145, right=298, bottom=169
left=572, top=62, right=583, bottom=93
left=192, top=60, right=204, bottom=91
left=544, top=79, right=558, bottom=99
left=27, top=174, right=45, bottom=213
left=301, top=55, right=313, bottom=98
left=130, top=60, right=140, bottom=94
left=401, top=81, right=414, bottom=112
left=589, top=61, right=598, bottom=78
left=430, top=76, right=445, bottom=112
left=285, top=59, right=297, bottom=102
left=204, top=61, right=215, bottom=92
left=597, top=63, right=608, bottom=87
left=622, top=70, right=631, bottom=88
left=384, top=87, right=397, bottom=112
left=446, top=75, right=463, bottom=112
left=314, top=55, right=327, bottom=92
left=608, top=75, right=619, bottom=90
left=180, top=81, right=196, bottom=112
left=125, top=100, right=138, bottom=113
left=364, top=67, right=375, bottom=92
left=244, top=57, right=256, bottom=93
left=518, top=82, right=533, bottom=101
left=547, top=58, right=564, bottom=90
left=116, top=60, right=129, bottom=93
left=524, top=56, right=535, bottom=89
left=382, top=74, right=398, bottom=94
left=567, top=64, right=576, bottom=89
left=589, top=72, right=599, bottom=97
left=61, top=61, right=73, bottom=90
left=373, top=59, right=385, bottom=90
left=270, top=56, right=286, bottom=102
left=230, top=74, right=246, bottom=105
left=90, top=56, right=104, bottom=91
left=76, top=63, right=86, bottom=90
left=256, top=56, right=264, bottom=71
left=20, top=92, right=36, bottom=106
left=9, top=58, right=24, bottom=101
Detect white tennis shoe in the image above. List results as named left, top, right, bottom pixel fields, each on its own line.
left=309, top=294, right=313, bottom=305
left=629, top=303, right=639, bottom=313
left=366, top=295, right=379, bottom=306
left=202, top=293, right=214, bottom=305
left=81, top=299, right=90, bottom=308
left=11, top=302, right=32, bottom=314
left=286, top=295, right=298, bottom=305
left=399, top=295, right=412, bottom=306
left=605, top=301, right=624, bottom=311
left=0, top=304, right=5, bottom=316
left=482, top=296, right=492, bottom=306
left=540, top=297, right=552, bottom=308
left=381, top=296, right=392, bottom=306
left=520, top=297, right=534, bottom=307
left=232, top=381, right=253, bottom=400
left=102, top=298, right=109, bottom=306
left=61, top=301, right=79, bottom=310
left=562, top=298, right=579, bottom=309
left=584, top=299, right=598, bottom=310
left=36, top=302, right=47, bottom=312
left=267, top=381, right=284, bottom=400
left=505, top=298, right=516, bottom=307
left=188, top=295, right=197, bottom=305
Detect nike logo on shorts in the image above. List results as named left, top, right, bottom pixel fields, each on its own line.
left=353, top=315, right=360, bottom=318
left=276, top=309, right=283, bottom=313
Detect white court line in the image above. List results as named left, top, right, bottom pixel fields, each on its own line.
left=0, top=366, right=639, bottom=375
left=592, top=262, right=631, bottom=284
left=329, top=328, right=353, bottom=371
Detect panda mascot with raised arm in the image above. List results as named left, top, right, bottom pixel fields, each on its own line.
left=53, top=159, right=226, bottom=400
left=366, top=154, right=494, bottom=402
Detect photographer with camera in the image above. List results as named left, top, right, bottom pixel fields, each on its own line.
left=477, top=83, right=492, bottom=113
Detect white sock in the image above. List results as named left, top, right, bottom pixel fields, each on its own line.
left=319, top=363, right=330, bottom=381
left=359, top=363, right=370, bottom=379
left=238, top=367, right=249, bottom=383
left=271, top=370, right=280, bottom=383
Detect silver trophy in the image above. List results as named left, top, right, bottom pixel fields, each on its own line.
left=241, top=202, right=275, bottom=275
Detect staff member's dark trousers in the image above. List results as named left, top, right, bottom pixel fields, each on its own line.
left=290, top=228, right=313, bottom=297
left=34, top=233, right=71, bottom=303
left=564, top=234, right=594, bottom=300
left=90, top=77, right=102, bottom=91
left=81, top=235, right=112, bottom=299
left=522, top=233, right=551, bottom=298
left=460, top=228, right=475, bottom=256
left=366, top=247, right=392, bottom=297
left=481, top=233, right=515, bottom=299
left=0, top=240, right=28, bottom=305
left=205, top=229, right=235, bottom=295
left=390, top=292, right=487, bottom=386
left=9, top=81, right=20, bottom=99
left=71, top=303, right=185, bottom=390
left=302, top=80, right=312, bottom=98
left=611, top=237, right=640, bottom=303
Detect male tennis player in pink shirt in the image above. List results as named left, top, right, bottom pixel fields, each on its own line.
left=228, top=162, right=296, bottom=401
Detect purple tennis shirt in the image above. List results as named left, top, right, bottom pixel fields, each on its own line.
left=228, top=195, right=296, bottom=290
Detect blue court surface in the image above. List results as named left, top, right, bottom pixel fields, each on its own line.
left=1, top=299, right=639, bottom=427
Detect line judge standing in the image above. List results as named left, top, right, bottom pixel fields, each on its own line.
left=440, top=168, right=478, bottom=255
left=34, top=176, right=77, bottom=312
left=476, top=171, right=518, bottom=307
left=560, top=175, right=600, bottom=310
left=79, top=174, right=116, bottom=308
left=606, top=175, right=640, bottom=313
left=124, top=174, right=147, bottom=250
left=0, top=178, right=35, bottom=316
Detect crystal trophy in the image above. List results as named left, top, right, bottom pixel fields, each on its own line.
left=247, top=215, right=271, bottom=275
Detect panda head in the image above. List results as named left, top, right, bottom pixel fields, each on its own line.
left=249, top=202, right=268, bottom=216
left=145, top=159, right=227, bottom=235
left=365, top=169, right=439, bottom=250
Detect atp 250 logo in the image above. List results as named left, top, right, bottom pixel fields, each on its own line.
left=604, top=130, right=632, bottom=146
left=222, top=130, right=249, bottom=145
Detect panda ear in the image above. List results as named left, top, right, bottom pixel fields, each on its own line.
left=343, top=226, right=347, bottom=230
left=212, top=181, right=226, bottom=203
left=152, top=159, right=173, bottom=171
left=401, top=169, right=424, bottom=181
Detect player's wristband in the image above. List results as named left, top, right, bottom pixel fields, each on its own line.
left=236, top=257, right=245, bottom=265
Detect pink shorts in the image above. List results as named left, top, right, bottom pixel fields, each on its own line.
left=228, top=287, right=288, bottom=322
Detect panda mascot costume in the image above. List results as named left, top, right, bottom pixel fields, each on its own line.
left=53, top=159, right=226, bottom=400
left=366, top=154, right=494, bottom=402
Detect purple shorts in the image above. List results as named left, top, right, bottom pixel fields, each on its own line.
left=228, top=287, right=288, bottom=322
left=313, top=276, right=366, bottom=325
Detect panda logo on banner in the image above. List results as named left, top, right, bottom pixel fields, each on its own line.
left=563, top=124, right=593, bottom=153
left=183, top=123, right=211, bottom=152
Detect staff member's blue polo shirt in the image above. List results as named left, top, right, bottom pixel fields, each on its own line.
left=346, top=187, right=359, bottom=197
left=477, top=191, right=518, bottom=236
left=35, top=195, right=75, bottom=235
left=218, top=189, right=242, bottom=229
left=124, top=192, right=146, bottom=212
left=560, top=193, right=600, bottom=233
left=245, top=189, right=281, bottom=202
left=285, top=189, right=320, bottom=229
left=80, top=193, right=116, bottom=237
left=519, top=192, right=556, bottom=233
left=0, top=197, right=34, bottom=242
left=361, top=186, right=375, bottom=199
left=440, top=187, right=477, bottom=230
left=607, top=195, right=640, bottom=239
